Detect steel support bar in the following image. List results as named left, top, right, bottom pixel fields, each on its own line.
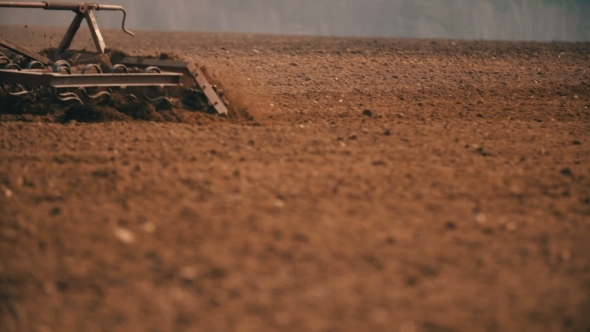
left=0, top=37, right=52, bottom=65
left=85, top=10, right=106, bottom=54
left=117, top=57, right=230, bottom=115
left=55, top=12, right=85, bottom=56
left=0, top=2, right=47, bottom=8
left=186, top=62, right=229, bottom=115
left=55, top=9, right=105, bottom=55
left=0, top=70, right=183, bottom=88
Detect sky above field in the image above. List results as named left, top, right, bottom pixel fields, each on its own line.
left=0, top=0, right=588, bottom=41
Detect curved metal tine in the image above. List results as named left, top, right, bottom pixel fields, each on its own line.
left=124, top=94, right=138, bottom=101
left=54, top=89, right=83, bottom=104
left=143, top=88, right=171, bottom=104
left=3, top=63, right=21, bottom=70
left=1, top=63, right=31, bottom=96
left=25, top=61, right=46, bottom=70
left=109, top=64, right=130, bottom=74
left=52, top=60, right=72, bottom=74
left=144, top=66, right=162, bottom=73
left=81, top=63, right=103, bottom=74
left=0, top=52, right=10, bottom=64
left=2, top=83, right=31, bottom=96
left=79, top=64, right=110, bottom=99
left=142, top=66, right=169, bottom=103
left=81, top=88, right=111, bottom=99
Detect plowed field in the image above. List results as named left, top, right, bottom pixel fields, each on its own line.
left=1, top=27, right=590, bottom=332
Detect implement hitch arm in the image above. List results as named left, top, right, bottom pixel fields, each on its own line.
left=0, top=2, right=134, bottom=56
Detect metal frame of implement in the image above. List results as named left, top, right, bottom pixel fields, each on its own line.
left=0, top=70, right=182, bottom=88
left=116, top=57, right=229, bottom=115
left=0, top=1, right=134, bottom=57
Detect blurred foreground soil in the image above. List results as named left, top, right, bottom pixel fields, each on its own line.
left=1, top=26, right=589, bottom=332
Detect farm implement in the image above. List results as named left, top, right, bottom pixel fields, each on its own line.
left=0, top=2, right=229, bottom=115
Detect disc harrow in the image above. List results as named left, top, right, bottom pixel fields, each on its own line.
left=0, top=2, right=230, bottom=116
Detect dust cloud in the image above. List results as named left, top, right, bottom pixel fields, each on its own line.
left=0, top=0, right=588, bottom=41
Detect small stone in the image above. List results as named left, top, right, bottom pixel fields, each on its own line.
left=4, top=188, right=12, bottom=197
left=274, top=199, right=285, bottom=208
left=179, top=266, right=199, bottom=281
left=560, top=168, right=573, bottom=177
left=362, top=109, right=373, bottom=117
left=371, top=308, right=388, bottom=324
left=383, top=129, right=391, bottom=136
left=274, top=312, right=292, bottom=326
left=506, top=222, right=517, bottom=232
left=445, top=221, right=457, bottom=230
left=399, top=321, right=417, bottom=332
left=143, top=222, right=156, bottom=234
left=560, top=250, right=571, bottom=261
left=475, top=212, right=487, bottom=224
left=349, top=133, right=357, bottom=140
left=114, top=227, right=134, bottom=244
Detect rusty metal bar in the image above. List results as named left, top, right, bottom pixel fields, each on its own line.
left=85, top=10, right=106, bottom=54
left=55, top=12, right=85, bottom=56
left=0, top=37, right=52, bottom=65
left=0, top=2, right=134, bottom=55
left=0, top=70, right=183, bottom=88
left=117, top=57, right=230, bottom=115
left=0, top=2, right=47, bottom=8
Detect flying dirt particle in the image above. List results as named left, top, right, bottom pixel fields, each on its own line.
left=348, top=133, right=357, bottom=140
left=475, top=212, right=487, bottom=224
left=289, top=62, right=298, bottom=66
left=371, top=160, right=387, bottom=166
left=274, top=199, right=285, bottom=208
left=572, top=140, right=581, bottom=145
left=4, top=188, right=13, bottom=197
left=383, top=129, right=391, bottom=136
left=362, top=109, right=373, bottom=117
left=114, top=227, right=134, bottom=244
